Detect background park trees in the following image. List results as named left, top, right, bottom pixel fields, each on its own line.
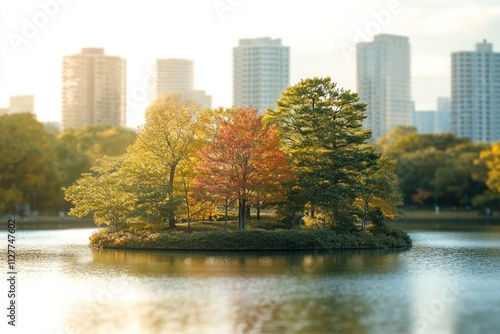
left=0, top=113, right=135, bottom=216
left=0, top=113, right=59, bottom=214
left=376, top=126, right=490, bottom=209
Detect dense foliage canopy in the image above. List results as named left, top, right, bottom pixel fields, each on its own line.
left=0, top=113, right=135, bottom=215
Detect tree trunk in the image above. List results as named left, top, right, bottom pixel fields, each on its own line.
left=224, top=200, right=228, bottom=232
left=362, top=195, right=370, bottom=231
left=241, top=198, right=247, bottom=230
left=167, top=163, right=177, bottom=229
left=311, top=207, right=315, bottom=219
left=183, top=179, right=191, bottom=231
left=256, top=205, right=261, bottom=220
left=238, top=198, right=243, bottom=230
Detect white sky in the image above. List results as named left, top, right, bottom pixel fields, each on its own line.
left=1, top=0, right=499, bottom=129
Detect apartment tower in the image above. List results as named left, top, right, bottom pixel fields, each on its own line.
left=451, top=40, right=500, bottom=142
left=62, top=48, right=126, bottom=130
left=155, top=58, right=211, bottom=108
left=357, top=34, right=413, bottom=140
left=233, top=37, right=289, bottom=113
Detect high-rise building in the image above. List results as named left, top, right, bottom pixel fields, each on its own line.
left=436, top=97, right=451, bottom=133
left=233, top=37, right=289, bottom=113
left=62, top=48, right=126, bottom=130
left=451, top=40, right=500, bottom=142
left=357, top=34, right=413, bottom=140
left=9, top=95, right=35, bottom=114
left=155, top=58, right=211, bottom=108
left=414, top=110, right=436, bottom=134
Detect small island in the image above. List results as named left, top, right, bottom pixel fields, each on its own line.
left=89, top=211, right=411, bottom=250
left=65, top=77, right=412, bottom=250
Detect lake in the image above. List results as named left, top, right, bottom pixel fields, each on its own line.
left=3, top=225, right=500, bottom=333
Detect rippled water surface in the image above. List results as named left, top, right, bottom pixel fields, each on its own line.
left=3, top=227, right=500, bottom=333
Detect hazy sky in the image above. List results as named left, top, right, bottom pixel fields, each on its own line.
left=1, top=0, right=499, bottom=128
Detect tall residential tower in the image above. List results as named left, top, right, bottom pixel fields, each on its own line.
left=357, top=34, right=413, bottom=140
left=233, top=37, right=289, bottom=113
left=8, top=95, right=35, bottom=115
left=436, top=97, right=451, bottom=133
left=451, top=40, right=500, bottom=142
left=154, top=58, right=211, bottom=108
left=62, top=48, right=126, bottom=130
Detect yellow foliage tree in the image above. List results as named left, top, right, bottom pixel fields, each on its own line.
left=64, top=156, right=132, bottom=231
left=124, top=96, right=216, bottom=228
left=481, top=143, right=500, bottom=193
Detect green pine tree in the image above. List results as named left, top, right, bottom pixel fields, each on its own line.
left=265, top=77, right=380, bottom=231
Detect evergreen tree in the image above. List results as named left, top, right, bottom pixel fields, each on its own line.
left=265, top=77, right=380, bottom=231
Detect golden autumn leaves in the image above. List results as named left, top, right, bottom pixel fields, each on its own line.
left=65, top=96, right=293, bottom=230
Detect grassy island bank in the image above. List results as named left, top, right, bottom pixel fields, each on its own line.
left=89, top=220, right=412, bottom=250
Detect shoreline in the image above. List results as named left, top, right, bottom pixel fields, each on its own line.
left=90, top=228, right=413, bottom=250
left=92, top=245, right=412, bottom=252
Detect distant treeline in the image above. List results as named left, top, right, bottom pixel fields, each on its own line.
left=2, top=111, right=499, bottom=220
left=0, top=113, right=136, bottom=215
left=377, top=126, right=500, bottom=210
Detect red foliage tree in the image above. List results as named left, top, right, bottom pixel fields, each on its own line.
left=195, top=107, right=293, bottom=230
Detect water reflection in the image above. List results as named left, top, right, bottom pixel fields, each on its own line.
left=90, top=248, right=409, bottom=277
left=76, top=248, right=411, bottom=333
left=12, top=228, right=500, bottom=333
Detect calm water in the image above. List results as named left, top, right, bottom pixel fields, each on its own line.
left=2, top=226, right=500, bottom=334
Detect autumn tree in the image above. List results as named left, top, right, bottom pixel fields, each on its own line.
left=64, top=156, right=132, bottom=231
left=476, top=143, right=500, bottom=192
left=195, top=107, right=292, bottom=230
left=472, top=143, right=500, bottom=210
left=177, top=155, right=199, bottom=230
left=265, top=77, right=381, bottom=231
left=193, top=153, right=235, bottom=232
left=124, top=96, right=213, bottom=228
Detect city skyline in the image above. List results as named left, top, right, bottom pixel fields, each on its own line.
left=1, top=0, right=500, bottom=128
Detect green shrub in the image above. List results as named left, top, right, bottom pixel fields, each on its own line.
left=89, top=226, right=412, bottom=250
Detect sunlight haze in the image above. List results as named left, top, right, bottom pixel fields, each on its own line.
left=1, top=0, right=499, bottom=128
